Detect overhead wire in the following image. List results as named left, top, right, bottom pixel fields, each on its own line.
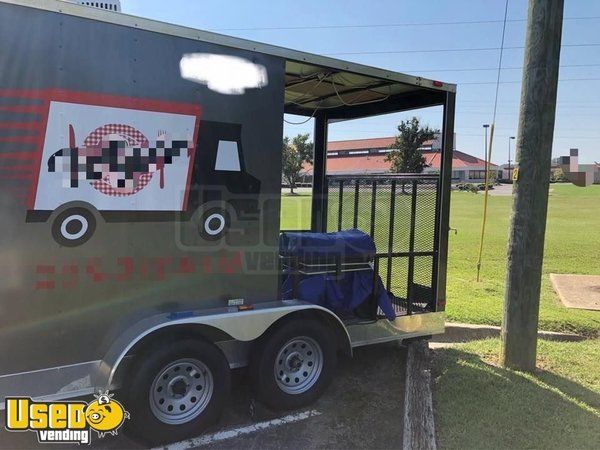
left=461, top=77, right=600, bottom=85
left=327, top=42, right=600, bottom=56
left=211, top=15, right=600, bottom=32
left=404, top=63, right=600, bottom=73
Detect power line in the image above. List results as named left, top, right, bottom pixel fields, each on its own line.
left=211, top=16, right=600, bottom=32
left=327, top=43, right=600, bottom=56
left=459, top=134, right=600, bottom=139
left=460, top=77, right=600, bottom=85
left=460, top=99, right=600, bottom=105
left=458, top=110, right=598, bottom=117
left=403, top=63, right=600, bottom=73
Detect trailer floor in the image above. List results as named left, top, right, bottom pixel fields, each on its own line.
left=0, top=343, right=406, bottom=449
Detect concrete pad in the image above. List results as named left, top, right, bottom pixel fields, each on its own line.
left=550, top=274, right=600, bottom=311
left=478, top=183, right=514, bottom=196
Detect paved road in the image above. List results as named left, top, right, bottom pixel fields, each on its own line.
left=1, top=343, right=406, bottom=449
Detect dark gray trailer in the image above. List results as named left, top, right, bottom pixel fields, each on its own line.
left=0, top=0, right=455, bottom=444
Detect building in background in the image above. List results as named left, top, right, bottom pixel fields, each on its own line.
left=553, top=148, right=599, bottom=186
left=61, top=0, right=121, bottom=11
left=301, top=135, right=497, bottom=184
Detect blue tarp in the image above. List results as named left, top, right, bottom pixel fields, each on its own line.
left=280, top=230, right=396, bottom=320
left=279, top=229, right=376, bottom=260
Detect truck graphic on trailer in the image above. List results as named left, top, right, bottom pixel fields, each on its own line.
left=26, top=92, right=260, bottom=246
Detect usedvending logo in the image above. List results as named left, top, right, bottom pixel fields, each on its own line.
left=4, top=391, right=130, bottom=444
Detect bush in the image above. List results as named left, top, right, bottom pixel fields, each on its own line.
left=456, top=183, right=478, bottom=193
left=476, top=183, right=495, bottom=191
left=550, top=168, right=568, bottom=183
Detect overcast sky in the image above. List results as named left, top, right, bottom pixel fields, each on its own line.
left=121, top=0, right=600, bottom=164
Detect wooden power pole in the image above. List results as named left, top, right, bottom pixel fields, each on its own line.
left=501, top=0, right=564, bottom=371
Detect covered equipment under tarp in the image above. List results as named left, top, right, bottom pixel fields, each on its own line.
left=280, top=230, right=396, bottom=320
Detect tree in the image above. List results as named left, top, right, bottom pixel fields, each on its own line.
left=282, top=133, right=313, bottom=194
left=386, top=117, right=438, bottom=174
left=550, top=167, right=567, bottom=183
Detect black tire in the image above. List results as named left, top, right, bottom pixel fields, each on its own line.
left=124, top=339, right=230, bottom=445
left=51, top=207, right=96, bottom=247
left=198, top=207, right=230, bottom=241
left=250, top=319, right=337, bottom=410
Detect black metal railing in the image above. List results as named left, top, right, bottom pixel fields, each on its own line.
left=325, top=174, right=440, bottom=317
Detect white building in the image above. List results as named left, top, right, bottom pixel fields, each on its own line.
left=62, top=0, right=121, bottom=12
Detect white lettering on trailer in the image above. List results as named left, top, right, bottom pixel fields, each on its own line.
left=157, top=409, right=322, bottom=449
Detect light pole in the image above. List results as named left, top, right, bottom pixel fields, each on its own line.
left=508, top=136, right=515, bottom=179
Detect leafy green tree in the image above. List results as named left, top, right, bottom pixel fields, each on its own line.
left=282, top=133, right=313, bottom=194
left=386, top=117, right=438, bottom=174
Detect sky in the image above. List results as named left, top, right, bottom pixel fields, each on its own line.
left=120, top=0, right=600, bottom=164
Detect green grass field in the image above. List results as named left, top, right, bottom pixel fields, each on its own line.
left=432, top=338, right=600, bottom=449
left=281, top=184, right=600, bottom=336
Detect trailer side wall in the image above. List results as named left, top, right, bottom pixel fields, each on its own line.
left=0, top=3, right=285, bottom=378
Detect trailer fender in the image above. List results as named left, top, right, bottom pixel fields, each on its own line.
left=98, top=301, right=350, bottom=389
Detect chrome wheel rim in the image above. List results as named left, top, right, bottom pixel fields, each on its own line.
left=149, top=358, right=213, bottom=425
left=274, top=336, right=323, bottom=394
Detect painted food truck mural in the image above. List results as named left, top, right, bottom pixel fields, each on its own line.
left=22, top=90, right=261, bottom=246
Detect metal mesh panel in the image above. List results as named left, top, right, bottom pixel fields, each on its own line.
left=411, top=255, right=435, bottom=312
left=392, top=182, right=413, bottom=253
left=326, top=183, right=340, bottom=231
left=383, top=255, right=409, bottom=316
left=414, top=179, right=438, bottom=252
left=326, top=175, right=439, bottom=317
left=371, top=180, right=392, bottom=252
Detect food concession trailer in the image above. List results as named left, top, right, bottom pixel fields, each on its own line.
left=0, top=0, right=455, bottom=444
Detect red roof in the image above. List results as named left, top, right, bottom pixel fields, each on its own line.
left=327, top=136, right=436, bottom=152
left=327, top=137, right=396, bottom=152
left=303, top=141, right=496, bottom=175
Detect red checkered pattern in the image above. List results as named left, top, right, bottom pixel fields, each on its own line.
left=84, top=124, right=149, bottom=147
left=86, top=124, right=151, bottom=197
left=92, top=172, right=153, bottom=197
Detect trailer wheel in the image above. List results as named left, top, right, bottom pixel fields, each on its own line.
left=51, top=207, right=96, bottom=247
left=250, top=319, right=337, bottom=410
left=198, top=207, right=230, bottom=241
left=124, top=339, right=230, bottom=445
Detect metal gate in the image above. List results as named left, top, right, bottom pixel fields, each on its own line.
left=325, top=174, right=441, bottom=317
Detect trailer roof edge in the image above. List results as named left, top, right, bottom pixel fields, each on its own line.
left=2, top=0, right=456, bottom=94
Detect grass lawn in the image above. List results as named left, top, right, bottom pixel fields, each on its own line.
left=280, top=184, right=600, bottom=336
left=432, top=338, right=600, bottom=449
left=446, top=184, right=600, bottom=336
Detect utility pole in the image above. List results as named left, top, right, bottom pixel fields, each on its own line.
left=501, top=0, right=564, bottom=371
